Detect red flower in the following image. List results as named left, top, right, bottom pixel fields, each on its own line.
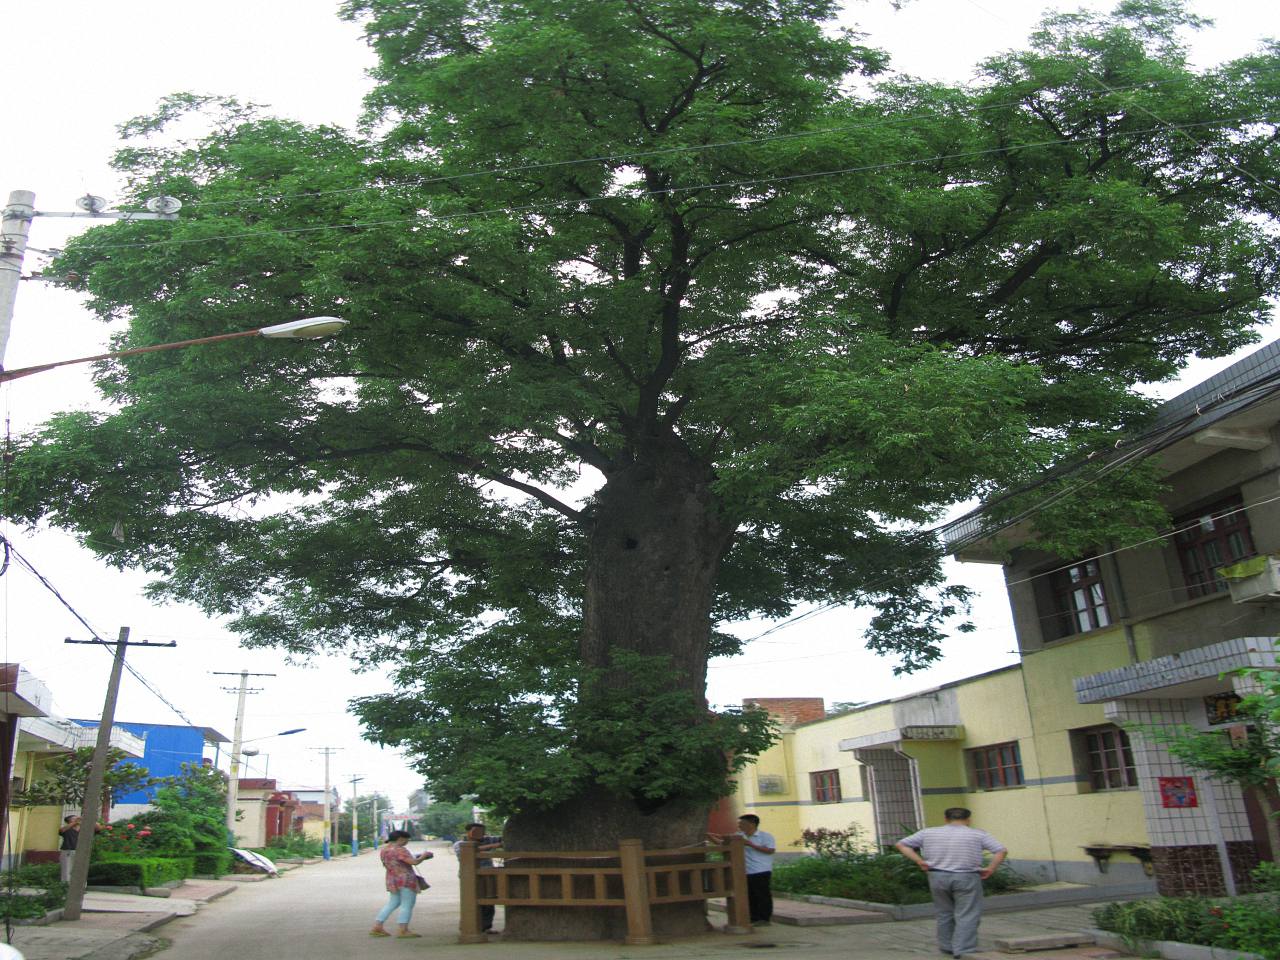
left=127, top=824, right=136, bottom=830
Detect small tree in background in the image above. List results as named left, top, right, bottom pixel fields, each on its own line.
left=419, top=799, right=477, bottom=840
left=11, top=747, right=153, bottom=811
left=1136, top=668, right=1280, bottom=861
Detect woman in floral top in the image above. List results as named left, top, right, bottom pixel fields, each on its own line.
left=370, top=830, right=434, bottom=938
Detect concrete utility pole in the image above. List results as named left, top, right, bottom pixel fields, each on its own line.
left=213, top=670, right=275, bottom=845
left=349, top=775, right=363, bottom=856
left=372, top=794, right=379, bottom=848
left=62, top=628, right=176, bottom=921
left=0, top=189, right=179, bottom=371
left=0, top=190, right=35, bottom=367
left=309, top=747, right=341, bottom=859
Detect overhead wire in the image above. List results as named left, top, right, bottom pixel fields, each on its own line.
left=953, top=0, right=1280, bottom=203
left=73, top=112, right=1279, bottom=254
left=167, top=70, right=1276, bottom=213
left=719, top=362, right=1280, bottom=653
left=1, top=537, right=203, bottom=729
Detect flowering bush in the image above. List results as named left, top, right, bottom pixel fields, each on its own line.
left=93, top=821, right=155, bottom=857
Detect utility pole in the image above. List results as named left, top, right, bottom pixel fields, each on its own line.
left=371, top=794, right=379, bottom=848
left=0, top=190, right=179, bottom=370
left=0, top=190, right=35, bottom=366
left=309, top=747, right=341, bottom=860
left=349, top=775, right=363, bottom=857
left=62, top=628, right=176, bottom=921
left=212, top=670, right=274, bottom=846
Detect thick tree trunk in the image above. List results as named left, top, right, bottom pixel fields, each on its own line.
left=503, top=437, right=736, bottom=940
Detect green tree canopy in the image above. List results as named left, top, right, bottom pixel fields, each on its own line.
left=11, top=5, right=1280, bottom=932
left=12, top=747, right=154, bottom=809
left=419, top=798, right=477, bottom=839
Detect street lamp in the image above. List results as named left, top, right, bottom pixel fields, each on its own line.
left=0, top=316, right=348, bottom=383
left=239, top=727, right=307, bottom=779
left=242, top=727, right=308, bottom=745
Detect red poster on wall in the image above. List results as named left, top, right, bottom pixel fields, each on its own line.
left=1159, top=776, right=1198, bottom=808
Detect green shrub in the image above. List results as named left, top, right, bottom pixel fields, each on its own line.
left=264, top=831, right=325, bottom=858
left=1252, top=861, right=1280, bottom=893
left=88, top=856, right=195, bottom=888
left=774, top=847, right=1026, bottom=905
left=773, top=853, right=931, bottom=904
left=0, top=863, right=67, bottom=919
left=193, top=850, right=233, bottom=876
left=1094, top=895, right=1280, bottom=958
left=1216, top=896, right=1280, bottom=957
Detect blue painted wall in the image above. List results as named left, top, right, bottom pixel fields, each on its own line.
left=72, top=721, right=207, bottom=804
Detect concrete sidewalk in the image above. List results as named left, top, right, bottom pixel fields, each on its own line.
left=4, top=877, right=240, bottom=960
left=2, top=844, right=1130, bottom=960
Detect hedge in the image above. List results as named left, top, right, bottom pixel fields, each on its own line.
left=88, top=856, right=196, bottom=888
left=193, top=850, right=233, bottom=876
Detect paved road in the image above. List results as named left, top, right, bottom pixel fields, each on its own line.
left=153, top=841, right=1116, bottom=960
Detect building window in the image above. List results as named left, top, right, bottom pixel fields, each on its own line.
left=1075, top=725, right=1138, bottom=791
left=1046, top=557, right=1111, bottom=638
left=1174, top=495, right=1256, bottom=599
left=810, top=769, right=842, bottom=804
left=968, top=742, right=1024, bottom=790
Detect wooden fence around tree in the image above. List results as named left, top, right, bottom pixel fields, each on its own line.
left=456, top=836, right=753, bottom=944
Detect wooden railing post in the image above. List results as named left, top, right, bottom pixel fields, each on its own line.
left=457, top=840, right=486, bottom=944
left=724, top=835, right=752, bottom=933
left=619, top=838, right=656, bottom=945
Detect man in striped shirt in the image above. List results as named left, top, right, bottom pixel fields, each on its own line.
left=895, top=808, right=1007, bottom=958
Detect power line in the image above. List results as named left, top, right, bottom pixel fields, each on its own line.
left=174, top=71, right=1269, bottom=213
left=75, top=112, right=1278, bottom=254
left=724, top=366, right=1280, bottom=649
left=0, top=534, right=203, bottom=728
left=954, top=0, right=1280, bottom=203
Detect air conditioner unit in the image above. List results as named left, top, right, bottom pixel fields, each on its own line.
left=1225, top=556, right=1280, bottom=604
left=756, top=775, right=786, bottom=795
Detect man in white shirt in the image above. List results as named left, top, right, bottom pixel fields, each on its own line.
left=709, top=814, right=776, bottom=924
left=896, top=808, right=1007, bottom=958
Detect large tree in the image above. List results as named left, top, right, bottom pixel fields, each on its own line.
left=12, top=0, right=1280, bottom=938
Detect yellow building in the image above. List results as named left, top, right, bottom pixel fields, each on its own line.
left=7, top=701, right=146, bottom=866
left=733, top=339, right=1280, bottom=897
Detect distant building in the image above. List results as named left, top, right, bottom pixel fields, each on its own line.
left=282, top=785, right=342, bottom=844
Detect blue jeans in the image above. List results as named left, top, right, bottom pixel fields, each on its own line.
left=376, top=887, right=418, bottom=925
left=928, top=871, right=984, bottom=956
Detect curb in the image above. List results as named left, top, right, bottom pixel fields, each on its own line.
left=1091, top=928, right=1265, bottom=960
left=789, top=882, right=1154, bottom=920
left=78, top=933, right=166, bottom=960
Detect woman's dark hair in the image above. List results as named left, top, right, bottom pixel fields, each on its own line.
left=387, top=829, right=411, bottom=842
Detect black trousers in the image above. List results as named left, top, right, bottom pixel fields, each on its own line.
left=481, top=904, right=495, bottom=931
left=747, top=871, right=773, bottom=923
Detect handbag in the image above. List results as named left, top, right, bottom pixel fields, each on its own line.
left=414, top=872, right=430, bottom=891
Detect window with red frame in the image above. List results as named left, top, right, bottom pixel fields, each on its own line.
left=1047, top=558, right=1111, bottom=638
left=1174, top=495, right=1256, bottom=599
left=809, top=769, right=842, bottom=804
left=968, top=742, right=1023, bottom=790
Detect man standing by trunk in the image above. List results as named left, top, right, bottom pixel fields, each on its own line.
left=58, top=815, right=80, bottom=882
left=709, top=814, right=776, bottom=925
left=895, top=808, right=1007, bottom=959
left=453, top=822, right=502, bottom=933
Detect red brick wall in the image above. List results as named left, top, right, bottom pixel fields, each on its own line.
left=743, top=698, right=825, bottom=725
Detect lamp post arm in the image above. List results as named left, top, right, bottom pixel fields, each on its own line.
left=0, top=328, right=261, bottom=383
